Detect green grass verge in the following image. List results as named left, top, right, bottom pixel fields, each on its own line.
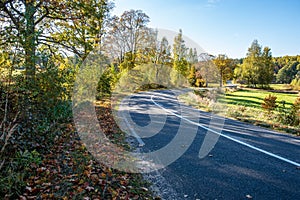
left=269, top=84, right=293, bottom=90
left=179, top=88, right=300, bottom=135
left=221, top=89, right=298, bottom=108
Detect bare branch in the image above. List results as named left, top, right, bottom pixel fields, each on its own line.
left=35, top=6, right=48, bottom=25
left=9, top=0, right=24, bottom=17
left=0, top=1, right=21, bottom=31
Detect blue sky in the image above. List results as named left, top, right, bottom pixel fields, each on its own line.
left=112, top=0, right=300, bottom=58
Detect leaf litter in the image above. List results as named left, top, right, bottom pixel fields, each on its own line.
left=20, top=99, right=156, bottom=199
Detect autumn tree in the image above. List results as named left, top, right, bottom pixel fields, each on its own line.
left=0, top=0, right=112, bottom=78
left=105, top=9, right=150, bottom=69
left=0, top=0, right=112, bottom=119
left=49, top=0, right=112, bottom=60
left=188, top=65, right=196, bottom=86
left=213, top=54, right=234, bottom=87
left=1, top=0, right=49, bottom=79
left=197, top=53, right=218, bottom=87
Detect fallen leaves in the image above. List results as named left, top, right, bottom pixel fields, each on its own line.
left=19, top=99, right=154, bottom=199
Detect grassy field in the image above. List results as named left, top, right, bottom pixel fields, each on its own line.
left=221, top=88, right=298, bottom=108
left=269, top=84, right=293, bottom=90
left=179, top=87, right=300, bottom=135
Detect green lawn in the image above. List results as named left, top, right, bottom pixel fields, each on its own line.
left=269, top=84, right=293, bottom=90
left=179, top=87, right=300, bottom=135
left=221, top=89, right=298, bottom=108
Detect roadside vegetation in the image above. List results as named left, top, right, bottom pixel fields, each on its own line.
left=0, top=0, right=300, bottom=199
left=179, top=87, right=300, bottom=135
left=180, top=39, right=300, bottom=136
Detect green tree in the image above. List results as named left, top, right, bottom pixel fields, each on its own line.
left=291, top=63, right=300, bottom=89
left=0, top=0, right=112, bottom=77
left=0, top=0, right=112, bottom=119
left=241, top=40, right=262, bottom=86
left=276, top=61, right=299, bottom=83
left=49, top=0, right=112, bottom=60
left=240, top=40, right=274, bottom=87
left=173, top=29, right=188, bottom=76
left=260, top=47, right=274, bottom=87
left=187, top=48, right=198, bottom=64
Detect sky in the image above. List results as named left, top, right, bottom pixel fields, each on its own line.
left=112, top=0, right=300, bottom=59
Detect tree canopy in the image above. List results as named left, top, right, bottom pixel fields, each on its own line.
left=235, top=40, right=274, bottom=88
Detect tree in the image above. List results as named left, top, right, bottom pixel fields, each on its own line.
left=241, top=40, right=262, bottom=86
left=213, top=54, right=233, bottom=87
left=136, top=33, right=172, bottom=66
left=291, top=63, right=300, bottom=89
left=173, top=29, right=188, bottom=76
left=105, top=9, right=150, bottom=68
left=187, top=48, right=198, bottom=64
left=156, top=36, right=172, bottom=66
left=0, top=0, right=112, bottom=120
left=1, top=0, right=47, bottom=79
left=260, top=47, right=274, bottom=87
left=276, top=61, right=299, bottom=83
left=0, top=0, right=112, bottom=77
left=188, top=65, right=196, bottom=86
left=240, top=40, right=274, bottom=87
left=197, top=53, right=217, bottom=87
left=49, top=0, right=112, bottom=60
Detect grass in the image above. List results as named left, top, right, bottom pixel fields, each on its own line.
left=179, top=87, right=300, bottom=135
left=269, top=84, right=293, bottom=90
left=222, top=89, right=298, bottom=108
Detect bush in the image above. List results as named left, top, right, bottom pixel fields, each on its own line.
left=277, top=97, right=300, bottom=126
left=291, top=78, right=300, bottom=90
left=261, top=94, right=277, bottom=113
left=194, top=89, right=209, bottom=98
left=291, top=96, right=300, bottom=125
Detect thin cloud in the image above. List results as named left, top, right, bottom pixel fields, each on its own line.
left=206, top=0, right=220, bottom=7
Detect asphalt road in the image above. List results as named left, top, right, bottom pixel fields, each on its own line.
left=117, top=90, right=300, bottom=200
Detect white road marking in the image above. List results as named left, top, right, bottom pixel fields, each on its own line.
left=150, top=95, right=300, bottom=167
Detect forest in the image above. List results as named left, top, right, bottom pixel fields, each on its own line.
left=0, top=0, right=299, bottom=198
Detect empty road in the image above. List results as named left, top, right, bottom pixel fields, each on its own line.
left=117, top=90, right=300, bottom=199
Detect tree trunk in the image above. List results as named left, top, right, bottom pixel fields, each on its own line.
left=23, top=1, right=36, bottom=121
left=24, top=1, right=36, bottom=80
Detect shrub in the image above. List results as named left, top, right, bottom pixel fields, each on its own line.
left=290, top=96, right=300, bottom=125
left=261, top=94, right=277, bottom=113
left=277, top=96, right=300, bottom=126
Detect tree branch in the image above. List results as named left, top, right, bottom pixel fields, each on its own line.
left=39, top=37, right=82, bottom=57
left=0, top=1, right=21, bottom=31
left=35, top=6, right=49, bottom=25
left=9, top=0, right=24, bottom=17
